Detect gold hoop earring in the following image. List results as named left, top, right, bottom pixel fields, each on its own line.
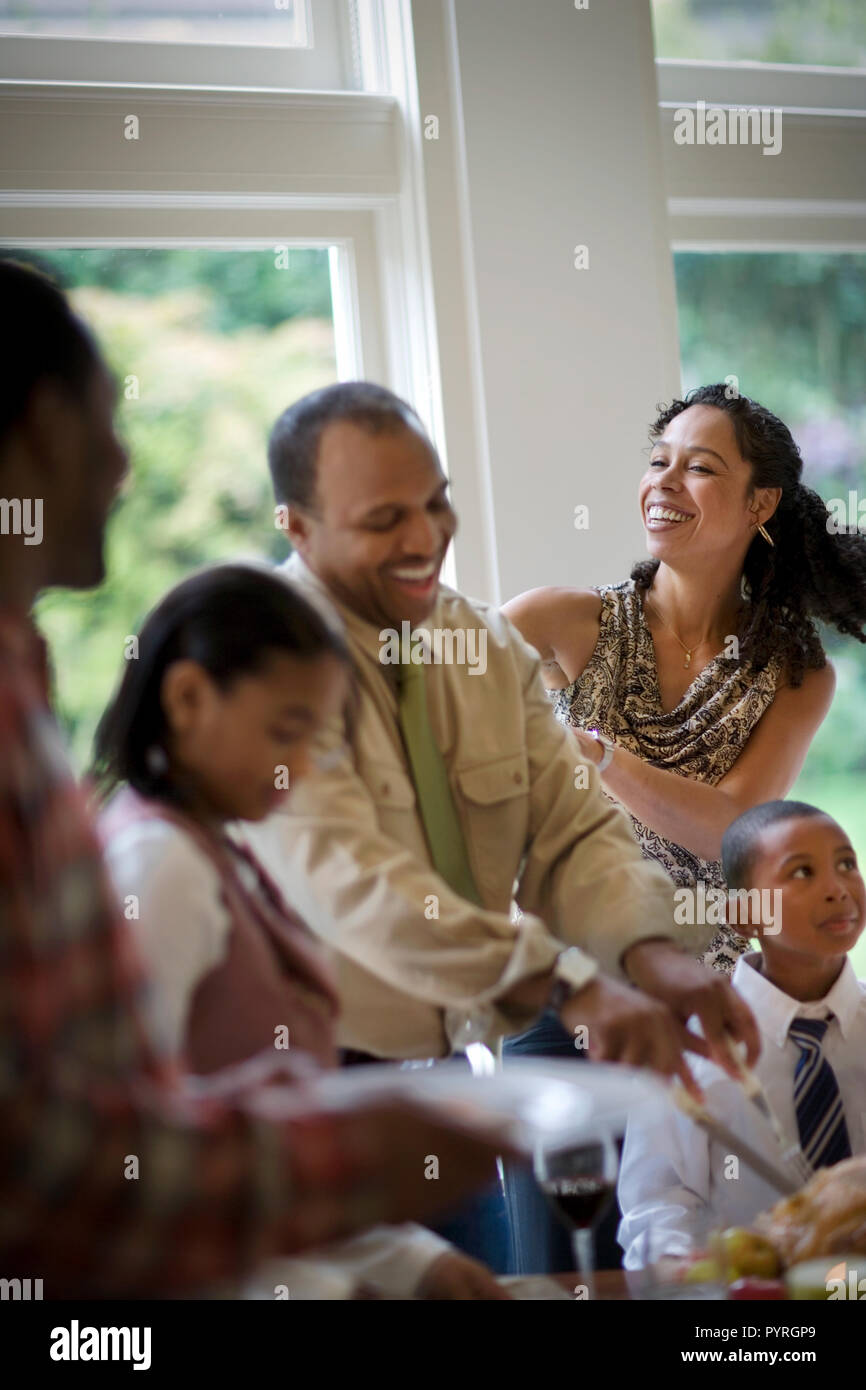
left=756, top=523, right=774, bottom=547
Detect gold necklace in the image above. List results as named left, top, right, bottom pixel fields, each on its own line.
left=644, top=592, right=700, bottom=670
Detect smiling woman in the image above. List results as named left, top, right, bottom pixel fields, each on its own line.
left=503, top=383, right=866, bottom=976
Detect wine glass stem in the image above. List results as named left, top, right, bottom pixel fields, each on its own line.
left=572, top=1227, right=596, bottom=1300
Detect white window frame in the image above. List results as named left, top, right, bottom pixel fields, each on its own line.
left=0, top=0, right=365, bottom=91
left=0, top=88, right=401, bottom=377
left=3, top=210, right=383, bottom=379
left=656, top=59, right=866, bottom=251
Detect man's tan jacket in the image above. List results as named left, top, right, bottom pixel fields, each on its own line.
left=246, top=552, right=710, bottom=1058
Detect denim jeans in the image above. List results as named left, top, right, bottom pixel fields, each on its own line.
left=502, top=1010, right=625, bottom=1275
left=421, top=1051, right=512, bottom=1273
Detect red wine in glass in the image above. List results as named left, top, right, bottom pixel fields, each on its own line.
left=540, top=1175, right=615, bottom=1230
left=534, top=1135, right=619, bottom=1299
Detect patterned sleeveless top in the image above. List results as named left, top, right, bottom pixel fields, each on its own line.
left=549, top=579, right=783, bottom=975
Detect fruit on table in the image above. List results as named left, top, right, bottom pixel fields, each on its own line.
left=717, top=1227, right=781, bottom=1281
left=728, top=1277, right=787, bottom=1301
left=682, top=1257, right=723, bottom=1285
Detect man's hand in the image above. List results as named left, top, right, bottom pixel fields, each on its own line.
left=557, top=974, right=700, bottom=1096
left=620, top=938, right=761, bottom=1079
left=416, top=1250, right=513, bottom=1300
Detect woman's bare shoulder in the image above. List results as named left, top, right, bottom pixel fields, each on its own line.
left=501, top=586, right=603, bottom=682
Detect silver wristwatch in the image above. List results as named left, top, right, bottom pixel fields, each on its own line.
left=549, top=946, right=600, bottom=1013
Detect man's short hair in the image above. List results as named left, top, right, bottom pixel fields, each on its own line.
left=721, top=799, right=829, bottom=890
left=1, top=258, right=100, bottom=446
left=268, top=381, right=432, bottom=509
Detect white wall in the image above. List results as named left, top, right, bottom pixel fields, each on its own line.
left=442, top=0, right=681, bottom=603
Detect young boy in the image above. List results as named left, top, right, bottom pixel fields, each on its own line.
left=617, top=799, right=866, bottom=1268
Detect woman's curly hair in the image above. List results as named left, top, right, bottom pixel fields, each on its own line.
left=631, top=383, right=866, bottom=688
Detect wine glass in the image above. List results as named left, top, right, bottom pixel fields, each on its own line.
left=534, top=1131, right=618, bottom=1300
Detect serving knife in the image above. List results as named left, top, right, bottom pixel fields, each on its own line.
left=671, top=1082, right=801, bottom=1197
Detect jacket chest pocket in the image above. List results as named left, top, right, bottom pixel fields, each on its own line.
left=358, top=757, right=417, bottom=836
left=455, top=750, right=529, bottom=899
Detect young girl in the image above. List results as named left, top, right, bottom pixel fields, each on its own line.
left=94, top=563, right=349, bottom=1076
left=94, top=563, right=503, bottom=1300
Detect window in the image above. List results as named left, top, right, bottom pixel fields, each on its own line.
left=10, top=245, right=338, bottom=770
left=651, top=0, right=866, bottom=69
left=0, top=0, right=359, bottom=89
left=0, top=0, right=310, bottom=47
left=0, top=1, right=444, bottom=498
left=0, top=0, right=471, bottom=725
left=675, top=252, right=865, bottom=446
left=654, top=0, right=866, bottom=250
left=672, top=249, right=866, bottom=974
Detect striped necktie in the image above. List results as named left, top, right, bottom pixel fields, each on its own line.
left=789, top=1016, right=852, bottom=1169
left=394, top=659, right=482, bottom=906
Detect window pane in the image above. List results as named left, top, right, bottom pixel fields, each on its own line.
left=0, top=0, right=308, bottom=46
left=652, top=0, right=866, bottom=68
left=8, top=246, right=336, bottom=770
left=673, top=250, right=866, bottom=972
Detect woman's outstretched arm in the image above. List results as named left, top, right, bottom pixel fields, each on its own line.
left=574, top=662, right=836, bottom=861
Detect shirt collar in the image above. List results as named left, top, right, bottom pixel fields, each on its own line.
left=734, top=950, right=863, bottom=1045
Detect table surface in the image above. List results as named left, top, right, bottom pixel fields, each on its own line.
left=555, top=1270, right=632, bottom=1300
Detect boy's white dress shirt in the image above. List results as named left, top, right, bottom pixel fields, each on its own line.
left=617, top=951, right=866, bottom=1268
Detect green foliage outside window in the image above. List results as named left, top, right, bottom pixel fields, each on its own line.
left=652, top=0, right=866, bottom=68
